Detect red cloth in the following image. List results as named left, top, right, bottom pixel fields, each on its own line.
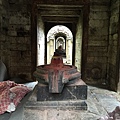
left=0, top=81, right=31, bottom=114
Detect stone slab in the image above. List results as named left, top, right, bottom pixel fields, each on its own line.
left=25, top=100, right=87, bottom=110
left=37, top=84, right=87, bottom=101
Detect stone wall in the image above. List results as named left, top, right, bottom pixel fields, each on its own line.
left=0, top=0, right=32, bottom=81
left=0, top=0, right=9, bottom=66
left=8, top=0, right=32, bottom=80
left=85, top=0, right=110, bottom=86
left=107, top=0, right=120, bottom=91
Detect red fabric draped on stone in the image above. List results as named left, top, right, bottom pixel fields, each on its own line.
left=0, top=81, right=31, bottom=114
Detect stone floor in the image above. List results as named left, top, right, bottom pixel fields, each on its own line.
left=1, top=85, right=120, bottom=120
left=84, top=86, right=120, bottom=119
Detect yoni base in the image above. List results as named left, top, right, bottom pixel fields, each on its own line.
left=37, top=80, right=87, bottom=101
left=23, top=79, right=87, bottom=120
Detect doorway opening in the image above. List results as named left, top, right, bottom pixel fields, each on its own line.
left=47, top=25, right=73, bottom=65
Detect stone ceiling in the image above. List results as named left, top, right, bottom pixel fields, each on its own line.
left=37, top=4, right=82, bottom=23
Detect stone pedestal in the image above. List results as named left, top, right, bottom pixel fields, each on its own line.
left=23, top=79, right=87, bottom=120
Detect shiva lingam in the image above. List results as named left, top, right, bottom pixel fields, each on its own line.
left=33, top=53, right=87, bottom=103
left=23, top=52, right=87, bottom=120
left=34, top=55, right=81, bottom=93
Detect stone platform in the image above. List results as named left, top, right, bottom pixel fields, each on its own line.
left=1, top=85, right=120, bottom=120
left=37, top=79, right=87, bottom=101
left=23, top=79, right=87, bottom=120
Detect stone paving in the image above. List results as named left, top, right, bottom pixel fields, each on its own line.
left=1, top=85, right=120, bottom=120
left=85, top=86, right=120, bottom=119
left=23, top=86, right=120, bottom=120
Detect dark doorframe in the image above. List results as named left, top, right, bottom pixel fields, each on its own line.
left=81, top=4, right=90, bottom=81
left=117, top=4, right=120, bottom=91
left=31, top=1, right=37, bottom=80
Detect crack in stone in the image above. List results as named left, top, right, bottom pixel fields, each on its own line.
left=66, top=88, right=77, bottom=99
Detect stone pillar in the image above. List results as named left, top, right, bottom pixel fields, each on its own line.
left=49, top=39, right=54, bottom=60
left=66, top=39, right=72, bottom=65
left=47, top=38, right=54, bottom=64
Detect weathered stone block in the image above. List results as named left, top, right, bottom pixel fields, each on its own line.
left=87, top=57, right=107, bottom=64
left=90, top=5, right=109, bottom=12
left=88, top=40, right=108, bottom=46
left=89, top=20, right=109, bottom=28
left=9, top=0, right=17, bottom=4
left=25, top=25, right=30, bottom=31
left=8, top=30, right=17, bottom=36
left=37, top=83, right=87, bottom=101
left=0, top=34, right=6, bottom=41
left=113, top=33, right=118, bottom=41
left=90, top=11, right=109, bottom=20
left=0, top=0, right=2, bottom=5
left=88, top=46, right=107, bottom=52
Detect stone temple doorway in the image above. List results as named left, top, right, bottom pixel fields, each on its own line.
left=36, top=5, right=84, bottom=71
left=37, top=19, right=83, bottom=72
left=47, top=25, right=73, bottom=65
